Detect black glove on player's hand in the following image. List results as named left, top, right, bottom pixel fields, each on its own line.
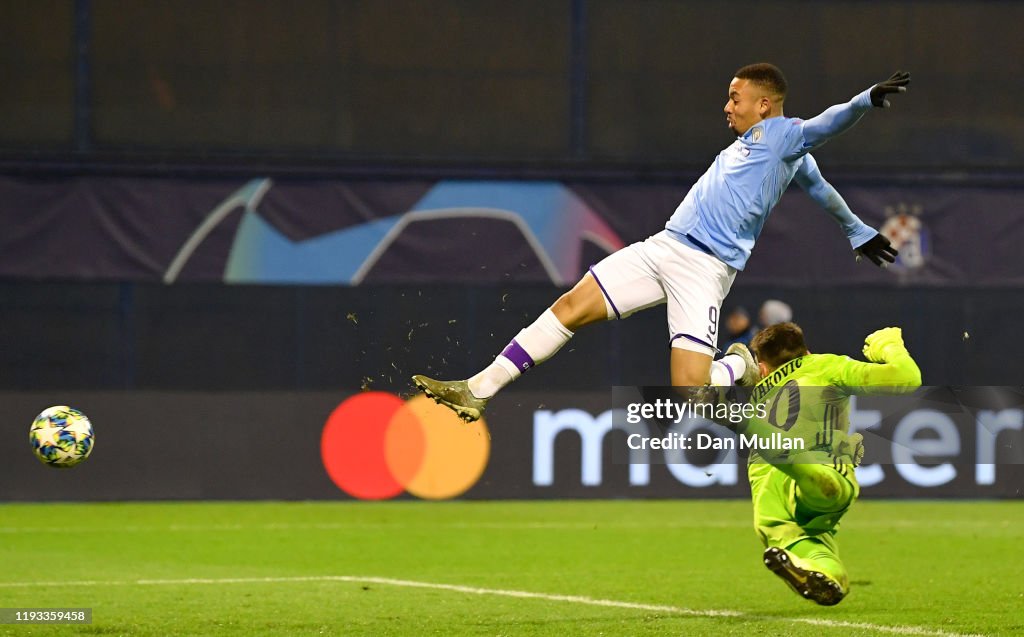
left=870, top=71, right=911, bottom=108
left=855, top=233, right=899, bottom=267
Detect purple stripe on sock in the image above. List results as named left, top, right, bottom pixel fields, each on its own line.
left=721, top=361, right=735, bottom=384
left=588, top=265, right=621, bottom=320
left=670, top=333, right=721, bottom=354
left=501, top=339, right=535, bottom=372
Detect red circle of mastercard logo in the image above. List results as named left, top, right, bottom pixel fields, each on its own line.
left=321, top=392, right=490, bottom=500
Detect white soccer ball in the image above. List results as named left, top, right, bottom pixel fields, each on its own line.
left=29, top=406, right=95, bottom=468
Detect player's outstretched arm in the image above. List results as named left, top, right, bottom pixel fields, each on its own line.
left=794, top=155, right=874, bottom=242
left=795, top=71, right=912, bottom=156
left=847, top=327, right=922, bottom=390
left=794, top=155, right=897, bottom=267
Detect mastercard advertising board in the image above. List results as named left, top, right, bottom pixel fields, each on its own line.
left=321, top=392, right=490, bottom=500
left=1, top=389, right=1021, bottom=501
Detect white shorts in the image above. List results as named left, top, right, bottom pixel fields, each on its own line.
left=589, top=230, right=737, bottom=353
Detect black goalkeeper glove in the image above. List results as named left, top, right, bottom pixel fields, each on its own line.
left=855, top=233, right=899, bottom=267
left=870, top=71, right=911, bottom=108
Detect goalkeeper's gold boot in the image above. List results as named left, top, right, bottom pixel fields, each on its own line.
left=411, top=375, right=488, bottom=422
left=726, top=342, right=761, bottom=386
left=763, top=547, right=846, bottom=606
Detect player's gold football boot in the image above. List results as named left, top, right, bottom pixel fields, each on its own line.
left=763, top=547, right=846, bottom=606
left=411, top=375, right=488, bottom=422
left=726, top=342, right=761, bottom=386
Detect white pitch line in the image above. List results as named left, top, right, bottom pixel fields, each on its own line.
left=0, top=521, right=746, bottom=533
left=0, top=518, right=1012, bottom=535
left=0, top=574, right=984, bottom=637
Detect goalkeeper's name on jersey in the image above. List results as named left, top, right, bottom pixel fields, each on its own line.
left=626, top=432, right=805, bottom=452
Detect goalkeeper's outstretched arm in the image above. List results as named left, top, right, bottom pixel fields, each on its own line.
left=846, top=327, right=923, bottom=390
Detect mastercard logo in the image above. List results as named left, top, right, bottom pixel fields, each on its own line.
left=321, top=392, right=490, bottom=500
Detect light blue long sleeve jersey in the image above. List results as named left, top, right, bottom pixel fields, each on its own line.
left=665, top=87, right=879, bottom=270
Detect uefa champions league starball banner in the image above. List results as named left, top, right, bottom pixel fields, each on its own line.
left=1, top=176, right=1024, bottom=285
left=1, top=388, right=1022, bottom=501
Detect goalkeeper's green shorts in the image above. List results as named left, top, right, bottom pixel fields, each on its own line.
left=747, top=461, right=860, bottom=552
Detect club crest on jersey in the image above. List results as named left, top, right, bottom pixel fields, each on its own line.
left=750, top=126, right=764, bottom=143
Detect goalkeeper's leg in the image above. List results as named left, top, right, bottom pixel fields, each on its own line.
left=786, top=462, right=857, bottom=513
left=763, top=538, right=848, bottom=606
left=787, top=537, right=848, bottom=593
left=738, top=413, right=861, bottom=512
left=758, top=467, right=856, bottom=606
left=747, top=434, right=860, bottom=606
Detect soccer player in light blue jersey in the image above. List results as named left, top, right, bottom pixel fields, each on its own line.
left=414, top=64, right=909, bottom=422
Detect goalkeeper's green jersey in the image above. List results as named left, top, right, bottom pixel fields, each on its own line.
left=747, top=350, right=920, bottom=463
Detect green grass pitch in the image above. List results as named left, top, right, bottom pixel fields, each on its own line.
left=1, top=501, right=1020, bottom=636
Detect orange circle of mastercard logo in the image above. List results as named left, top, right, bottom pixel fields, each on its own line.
left=321, top=392, right=490, bottom=500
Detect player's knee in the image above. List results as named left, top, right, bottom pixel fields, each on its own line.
left=552, top=289, right=603, bottom=330
left=550, top=292, right=579, bottom=327
left=796, top=468, right=852, bottom=513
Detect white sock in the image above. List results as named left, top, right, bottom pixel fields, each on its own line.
left=468, top=309, right=574, bottom=398
left=467, top=363, right=515, bottom=400
left=710, top=354, right=746, bottom=386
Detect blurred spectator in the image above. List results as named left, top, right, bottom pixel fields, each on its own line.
left=758, top=299, right=793, bottom=328
left=723, top=306, right=757, bottom=349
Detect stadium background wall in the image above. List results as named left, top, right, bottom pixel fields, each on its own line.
left=4, top=1, right=1023, bottom=501
left=2, top=0, right=1023, bottom=169
left=0, top=282, right=1020, bottom=390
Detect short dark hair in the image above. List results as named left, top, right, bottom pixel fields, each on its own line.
left=750, top=321, right=808, bottom=369
left=735, top=63, right=788, bottom=98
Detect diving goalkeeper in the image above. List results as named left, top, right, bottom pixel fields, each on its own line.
left=739, top=322, right=921, bottom=605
